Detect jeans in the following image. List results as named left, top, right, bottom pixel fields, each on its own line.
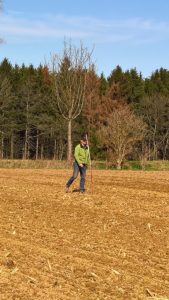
left=66, top=161, right=87, bottom=191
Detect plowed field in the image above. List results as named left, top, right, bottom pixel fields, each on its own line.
left=0, top=169, right=169, bottom=300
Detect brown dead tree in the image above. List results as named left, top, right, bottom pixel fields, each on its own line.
left=100, top=105, right=147, bottom=169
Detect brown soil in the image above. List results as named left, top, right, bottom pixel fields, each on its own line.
left=0, top=169, right=169, bottom=300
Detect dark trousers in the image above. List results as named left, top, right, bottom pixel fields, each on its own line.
left=66, top=161, right=87, bottom=191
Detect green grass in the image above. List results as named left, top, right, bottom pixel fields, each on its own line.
left=123, top=160, right=169, bottom=171
left=0, top=159, right=169, bottom=171
left=0, top=159, right=69, bottom=169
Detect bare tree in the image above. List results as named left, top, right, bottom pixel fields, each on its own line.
left=140, top=94, right=169, bottom=160
left=51, top=40, right=92, bottom=162
left=100, top=105, right=147, bottom=169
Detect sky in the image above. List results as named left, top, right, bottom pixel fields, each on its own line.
left=0, top=0, right=169, bottom=78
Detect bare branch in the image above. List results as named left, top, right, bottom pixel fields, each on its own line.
left=50, top=40, right=93, bottom=161
left=100, top=105, right=147, bottom=169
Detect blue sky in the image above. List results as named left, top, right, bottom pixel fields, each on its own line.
left=0, top=0, right=169, bottom=78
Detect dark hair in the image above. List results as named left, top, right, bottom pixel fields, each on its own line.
left=81, top=133, right=87, bottom=141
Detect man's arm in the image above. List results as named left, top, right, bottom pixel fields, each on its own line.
left=74, top=145, right=83, bottom=167
left=74, top=145, right=81, bottom=164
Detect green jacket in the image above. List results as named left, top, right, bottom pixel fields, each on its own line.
left=74, top=144, right=90, bottom=165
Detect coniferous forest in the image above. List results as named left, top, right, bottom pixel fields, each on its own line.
left=1, top=54, right=169, bottom=168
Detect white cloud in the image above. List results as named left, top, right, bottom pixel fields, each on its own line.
left=0, top=12, right=169, bottom=44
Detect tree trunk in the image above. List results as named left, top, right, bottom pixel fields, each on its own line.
left=10, top=134, right=14, bottom=159
left=23, top=126, right=28, bottom=159
left=116, top=159, right=122, bottom=170
left=53, top=139, right=57, bottom=160
left=59, top=139, right=64, bottom=160
left=36, top=132, right=39, bottom=160
left=152, top=124, right=157, bottom=160
left=163, top=138, right=169, bottom=160
left=40, top=143, right=44, bottom=160
left=67, top=119, right=72, bottom=162
left=0, top=133, right=4, bottom=159
left=148, top=139, right=151, bottom=160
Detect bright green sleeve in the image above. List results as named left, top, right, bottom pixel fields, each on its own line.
left=87, top=150, right=90, bottom=165
left=74, top=145, right=81, bottom=164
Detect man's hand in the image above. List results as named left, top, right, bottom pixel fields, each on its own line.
left=79, top=163, right=83, bottom=168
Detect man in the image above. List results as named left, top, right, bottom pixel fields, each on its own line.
left=65, top=134, right=90, bottom=193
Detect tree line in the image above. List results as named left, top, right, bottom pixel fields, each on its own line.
left=1, top=51, right=169, bottom=168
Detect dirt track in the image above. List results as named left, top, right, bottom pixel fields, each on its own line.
left=0, top=169, right=169, bottom=300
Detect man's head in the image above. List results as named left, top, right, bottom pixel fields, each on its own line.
left=80, top=134, right=88, bottom=146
